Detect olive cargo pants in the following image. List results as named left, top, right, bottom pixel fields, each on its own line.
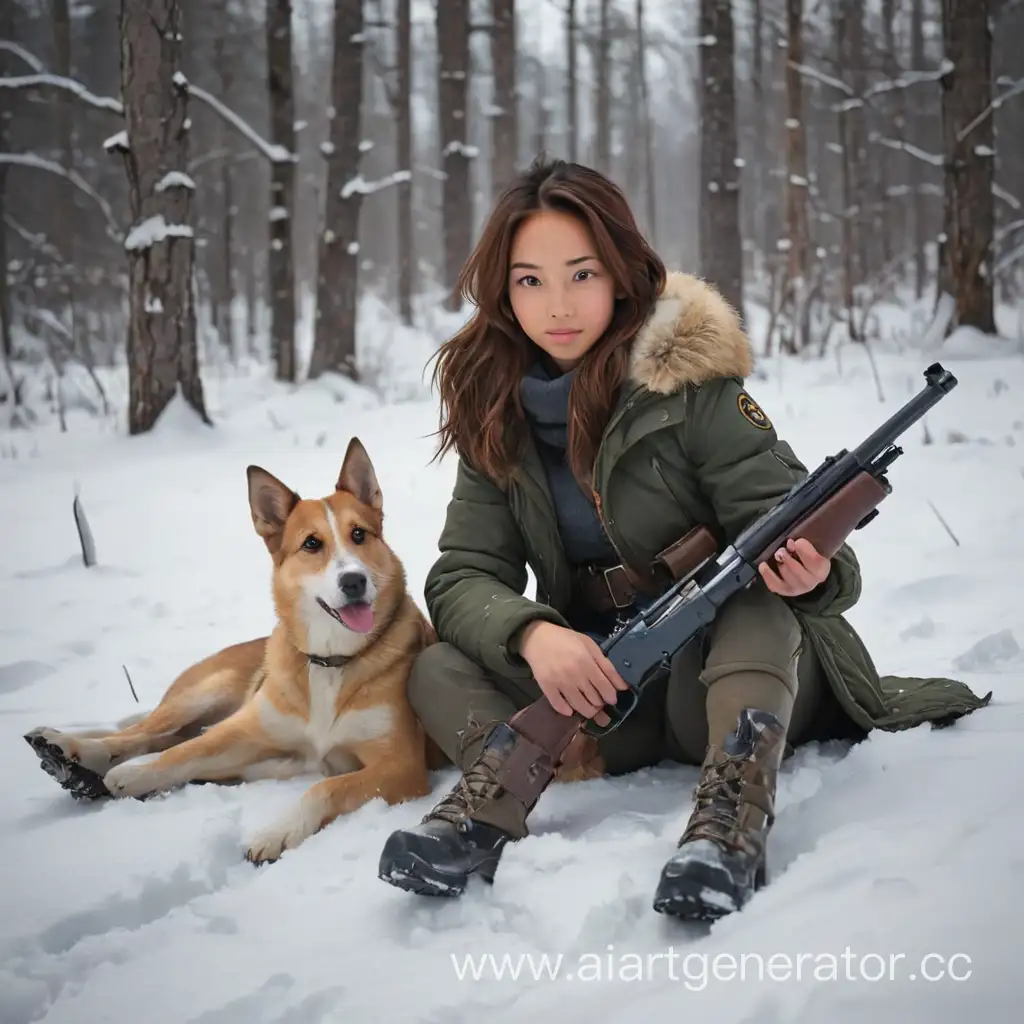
left=408, top=581, right=850, bottom=792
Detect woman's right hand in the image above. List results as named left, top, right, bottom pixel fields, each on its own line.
left=517, top=620, right=630, bottom=725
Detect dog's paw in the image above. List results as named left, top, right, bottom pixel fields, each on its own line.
left=103, top=763, right=155, bottom=799
left=25, top=727, right=113, bottom=775
left=245, top=806, right=318, bottom=866
left=25, top=728, right=111, bottom=800
left=25, top=726, right=76, bottom=759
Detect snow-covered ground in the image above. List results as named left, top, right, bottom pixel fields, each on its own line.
left=1, top=308, right=1021, bottom=1022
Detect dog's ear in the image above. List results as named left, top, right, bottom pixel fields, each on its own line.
left=337, top=437, right=382, bottom=511
left=247, top=465, right=300, bottom=554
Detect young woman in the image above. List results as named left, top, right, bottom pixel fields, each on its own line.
left=376, top=159, right=990, bottom=919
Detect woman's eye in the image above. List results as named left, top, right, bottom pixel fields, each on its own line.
left=302, top=535, right=322, bottom=552
left=575, top=269, right=595, bottom=281
left=517, top=274, right=540, bottom=287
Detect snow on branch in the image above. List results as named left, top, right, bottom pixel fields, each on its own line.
left=178, top=76, right=296, bottom=164
left=0, top=57, right=296, bottom=167
left=124, top=214, right=194, bottom=251
left=994, top=183, right=1022, bottom=211
left=788, top=61, right=852, bottom=96
left=863, top=60, right=953, bottom=99
left=991, top=238, right=1024, bottom=277
left=0, top=73, right=123, bottom=114
left=341, top=169, right=411, bottom=199
left=871, top=135, right=944, bottom=168
left=0, top=153, right=121, bottom=238
left=995, top=217, right=1024, bottom=245
left=957, top=77, right=1024, bottom=144
left=3, top=213, right=62, bottom=261
left=0, top=40, right=46, bottom=73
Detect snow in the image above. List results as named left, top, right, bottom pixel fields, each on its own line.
left=102, top=130, right=128, bottom=153
left=441, top=141, right=480, bottom=159
left=154, top=171, right=196, bottom=192
left=1, top=305, right=1022, bottom=1022
left=123, top=215, right=194, bottom=251
left=340, top=170, right=412, bottom=199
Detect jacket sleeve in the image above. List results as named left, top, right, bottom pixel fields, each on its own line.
left=423, top=457, right=570, bottom=680
left=679, top=376, right=862, bottom=617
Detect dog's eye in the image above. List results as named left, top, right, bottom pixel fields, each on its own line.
left=350, top=526, right=366, bottom=545
left=302, top=535, right=322, bottom=552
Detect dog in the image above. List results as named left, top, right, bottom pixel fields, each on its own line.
left=25, top=437, right=446, bottom=864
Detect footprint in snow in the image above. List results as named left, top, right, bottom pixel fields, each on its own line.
left=0, top=660, right=55, bottom=695
left=952, top=629, right=1020, bottom=671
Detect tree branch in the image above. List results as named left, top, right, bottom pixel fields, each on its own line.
left=173, top=73, right=296, bottom=163
left=340, top=169, right=411, bottom=199
left=0, top=48, right=296, bottom=165
left=870, top=134, right=945, bottom=168
left=0, top=40, right=45, bottom=73
left=0, top=73, right=123, bottom=113
left=994, top=183, right=1022, bottom=211
left=0, top=153, right=121, bottom=238
left=956, top=76, right=1024, bottom=144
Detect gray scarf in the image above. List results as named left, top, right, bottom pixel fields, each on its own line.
left=518, top=361, right=617, bottom=566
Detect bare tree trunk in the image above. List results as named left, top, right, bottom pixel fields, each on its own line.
left=698, top=0, right=744, bottom=315
left=396, top=0, right=414, bottom=325
left=220, top=155, right=235, bottom=355
left=625, top=43, right=642, bottom=197
left=491, top=0, right=518, bottom=197
left=751, top=0, right=767, bottom=260
left=246, top=248, right=259, bottom=356
left=881, top=0, right=901, bottom=273
left=437, top=0, right=472, bottom=313
left=566, top=0, right=578, bottom=162
left=308, top=0, right=364, bottom=378
left=532, top=60, right=550, bottom=157
left=939, top=0, right=996, bottom=332
left=837, top=0, right=867, bottom=296
left=0, top=1, right=13, bottom=360
left=267, top=0, right=297, bottom=381
left=52, top=0, right=77, bottom=347
left=783, top=0, right=811, bottom=348
left=594, top=0, right=611, bottom=172
left=212, top=0, right=234, bottom=355
left=636, top=0, right=657, bottom=246
left=119, top=0, right=209, bottom=434
left=911, top=0, right=928, bottom=298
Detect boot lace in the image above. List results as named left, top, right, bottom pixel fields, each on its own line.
left=680, top=756, right=747, bottom=848
left=425, top=747, right=505, bottom=825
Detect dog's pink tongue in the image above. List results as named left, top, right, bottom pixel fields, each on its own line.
left=339, top=602, right=374, bottom=633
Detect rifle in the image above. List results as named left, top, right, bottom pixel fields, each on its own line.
left=493, top=362, right=958, bottom=807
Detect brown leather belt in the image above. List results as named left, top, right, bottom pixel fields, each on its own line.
left=572, top=562, right=643, bottom=612
left=571, top=527, right=722, bottom=615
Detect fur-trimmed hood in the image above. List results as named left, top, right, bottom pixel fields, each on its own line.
left=628, top=271, right=753, bottom=394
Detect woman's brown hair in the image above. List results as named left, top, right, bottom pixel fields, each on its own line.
left=428, top=157, right=666, bottom=489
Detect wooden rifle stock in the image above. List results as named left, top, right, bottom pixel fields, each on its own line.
left=782, top=470, right=890, bottom=560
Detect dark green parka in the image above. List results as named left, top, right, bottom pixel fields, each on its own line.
left=424, top=272, right=991, bottom=734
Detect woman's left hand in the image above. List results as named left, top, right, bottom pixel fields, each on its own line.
left=759, top=537, right=831, bottom=597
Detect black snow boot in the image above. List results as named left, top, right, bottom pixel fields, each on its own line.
left=378, top=721, right=534, bottom=897
left=653, top=707, right=787, bottom=920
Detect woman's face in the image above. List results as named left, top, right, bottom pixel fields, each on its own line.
left=507, top=209, right=616, bottom=372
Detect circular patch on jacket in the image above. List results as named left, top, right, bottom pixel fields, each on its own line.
left=737, top=392, right=772, bottom=430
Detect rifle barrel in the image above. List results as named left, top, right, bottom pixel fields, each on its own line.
left=852, top=362, right=957, bottom=464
